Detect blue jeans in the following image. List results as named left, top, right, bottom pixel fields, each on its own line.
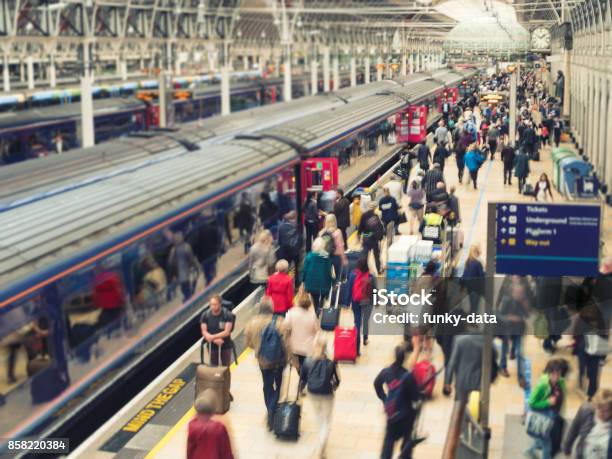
left=201, top=257, right=217, bottom=286
left=331, top=255, right=343, bottom=281
left=500, top=335, right=522, bottom=370
left=180, top=281, right=193, bottom=301
left=352, top=302, right=374, bottom=354
left=526, top=436, right=552, bottom=459
left=261, top=367, right=284, bottom=427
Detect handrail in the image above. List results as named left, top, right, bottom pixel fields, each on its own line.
left=442, top=399, right=466, bottom=459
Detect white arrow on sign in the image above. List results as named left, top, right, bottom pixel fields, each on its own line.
left=501, top=217, right=507, bottom=223
left=501, top=228, right=507, bottom=233
left=502, top=205, right=507, bottom=211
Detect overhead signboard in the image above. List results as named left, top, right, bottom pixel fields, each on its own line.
left=495, top=202, right=601, bottom=277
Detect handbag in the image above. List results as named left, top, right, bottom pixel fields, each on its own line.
left=525, top=410, right=555, bottom=439
left=533, top=313, right=549, bottom=339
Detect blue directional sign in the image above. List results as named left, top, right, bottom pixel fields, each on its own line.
left=495, top=203, right=601, bottom=276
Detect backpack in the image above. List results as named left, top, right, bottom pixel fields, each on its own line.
left=307, top=359, right=336, bottom=394
left=352, top=271, right=373, bottom=304
left=321, top=232, right=335, bottom=255
left=281, top=222, right=300, bottom=250
left=384, top=372, right=415, bottom=423
left=258, top=316, right=285, bottom=366
left=366, top=214, right=384, bottom=241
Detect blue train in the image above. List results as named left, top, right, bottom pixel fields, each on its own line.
left=0, top=67, right=476, bottom=442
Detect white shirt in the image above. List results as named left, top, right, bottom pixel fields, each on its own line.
left=385, top=180, right=403, bottom=205
left=584, top=418, right=611, bottom=459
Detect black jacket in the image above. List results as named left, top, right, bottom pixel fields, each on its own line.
left=417, top=144, right=431, bottom=165
left=373, top=363, right=419, bottom=423
left=423, top=168, right=444, bottom=193
left=333, top=197, right=351, bottom=229
left=500, top=145, right=516, bottom=165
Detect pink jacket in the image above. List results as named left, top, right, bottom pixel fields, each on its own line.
left=319, top=228, right=346, bottom=258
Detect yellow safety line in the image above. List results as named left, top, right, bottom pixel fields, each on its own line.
left=144, top=348, right=253, bottom=459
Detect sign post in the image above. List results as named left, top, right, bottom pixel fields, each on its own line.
left=495, top=202, right=601, bottom=277
left=480, top=201, right=601, bottom=458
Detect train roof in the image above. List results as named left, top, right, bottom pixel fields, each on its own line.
left=0, top=97, right=146, bottom=131
left=0, top=69, right=473, bottom=203
left=258, top=75, right=464, bottom=153
left=0, top=75, right=407, bottom=200
left=0, top=138, right=298, bottom=298
left=0, top=131, right=215, bottom=205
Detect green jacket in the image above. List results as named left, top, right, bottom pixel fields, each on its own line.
left=529, top=374, right=567, bottom=411
left=301, top=252, right=333, bottom=293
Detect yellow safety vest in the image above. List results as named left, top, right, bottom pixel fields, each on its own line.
left=424, top=213, right=443, bottom=226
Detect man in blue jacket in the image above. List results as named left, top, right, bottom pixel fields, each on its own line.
left=464, top=145, right=485, bottom=190
left=378, top=186, right=400, bottom=236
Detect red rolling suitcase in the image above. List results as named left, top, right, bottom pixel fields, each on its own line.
left=333, top=326, right=358, bottom=362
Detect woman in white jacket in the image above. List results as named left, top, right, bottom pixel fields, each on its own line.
left=248, top=230, right=276, bottom=291
left=284, top=286, right=320, bottom=393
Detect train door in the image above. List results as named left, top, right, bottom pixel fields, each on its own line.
left=395, top=109, right=410, bottom=143
left=300, top=158, right=339, bottom=203
left=146, top=105, right=160, bottom=127
left=407, top=105, right=428, bottom=144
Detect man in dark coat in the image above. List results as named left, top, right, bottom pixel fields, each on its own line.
left=514, top=149, right=530, bottom=193
left=277, top=211, right=301, bottom=270
left=500, top=143, right=516, bottom=185
left=332, top=189, right=351, bottom=248
left=417, top=140, right=431, bottom=171
left=433, top=142, right=448, bottom=172
left=423, top=163, right=444, bottom=194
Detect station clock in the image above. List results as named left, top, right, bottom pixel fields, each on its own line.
left=531, top=27, right=551, bottom=51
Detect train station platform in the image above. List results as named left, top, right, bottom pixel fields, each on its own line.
left=70, top=138, right=611, bottom=459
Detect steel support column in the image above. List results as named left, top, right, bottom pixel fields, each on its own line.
left=332, top=54, right=340, bottom=91
left=350, top=56, right=357, bottom=87
left=3, top=55, right=10, bottom=92
left=49, top=56, right=56, bottom=88
left=26, top=56, right=34, bottom=90
left=283, top=44, right=292, bottom=102
left=323, top=46, right=330, bottom=92
left=311, top=58, right=318, bottom=95
left=80, top=75, right=95, bottom=148
left=221, top=64, right=231, bottom=115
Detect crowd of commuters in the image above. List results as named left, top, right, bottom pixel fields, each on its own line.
left=184, top=70, right=610, bottom=459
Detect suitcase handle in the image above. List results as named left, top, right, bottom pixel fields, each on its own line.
left=200, top=339, right=222, bottom=367
left=283, top=365, right=300, bottom=403
left=323, top=283, right=342, bottom=311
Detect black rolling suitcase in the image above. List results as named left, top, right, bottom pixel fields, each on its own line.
left=273, top=367, right=301, bottom=440
left=320, top=285, right=341, bottom=331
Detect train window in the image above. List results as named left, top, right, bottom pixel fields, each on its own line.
left=0, top=300, right=53, bottom=394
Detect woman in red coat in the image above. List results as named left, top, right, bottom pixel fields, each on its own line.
left=187, top=390, right=234, bottom=459
left=265, top=259, right=294, bottom=315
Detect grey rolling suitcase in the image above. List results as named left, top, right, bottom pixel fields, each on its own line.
left=195, top=340, right=231, bottom=414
